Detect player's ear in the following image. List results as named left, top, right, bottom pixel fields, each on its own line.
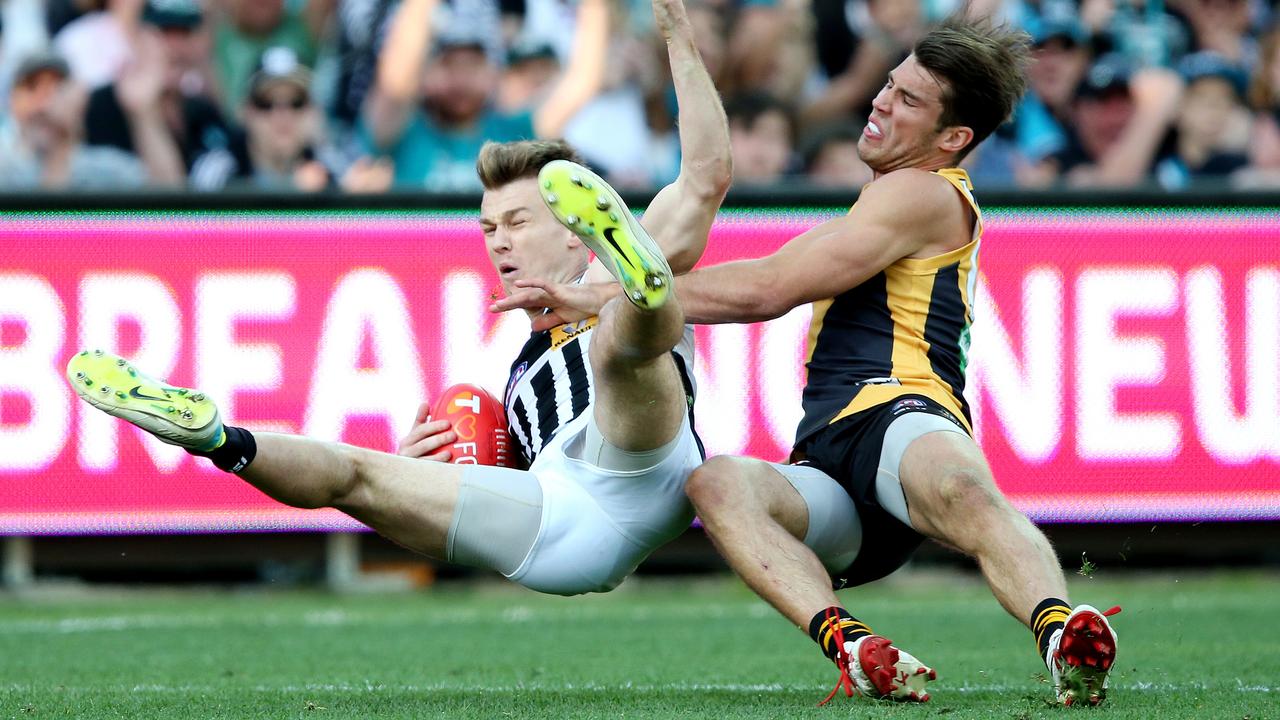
left=937, top=125, right=974, bottom=156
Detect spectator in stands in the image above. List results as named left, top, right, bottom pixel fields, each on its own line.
left=721, top=0, right=786, bottom=98
left=360, top=0, right=607, bottom=190
left=802, top=0, right=929, bottom=126
left=799, top=119, right=873, bottom=188
left=1153, top=51, right=1250, bottom=187
left=329, top=0, right=399, bottom=133
left=85, top=0, right=229, bottom=186
left=1040, top=53, right=1183, bottom=187
left=1234, top=22, right=1280, bottom=187
left=213, top=0, right=335, bottom=118
left=726, top=90, right=794, bottom=184
left=190, top=47, right=333, bottom=191
left=1010, top=8, right=1091, bottom=185
left=1080, top=0, right=1188, bottom=66
left=1169, top=0, right=1251, bottom=64
left=0, top=51, right=148, bottom=188
left=495, top=36, right=558, bottom=114
left=51, top=0, right=140, bottom=89
left=1, top=0, right=53, bottom=114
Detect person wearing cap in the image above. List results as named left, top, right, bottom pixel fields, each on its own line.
left=84, top=0, right=231, bottom=186
left=189, top=46, right=333, bottom=191
left=0, top=50, right=148, bottom=189
left=360, top=0, right=608, bottom=191
left=1040, top=52, right=1184, bottom=187
left=1008, top=8, right=1091, bottom=185
left=1152, top=51, right=1250, bottom=188
left=497, top=37, right=561, bottom=114
left=213, top=0, right=334, bottom=118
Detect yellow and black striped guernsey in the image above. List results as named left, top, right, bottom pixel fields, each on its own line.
left=795, top=168, right=979, bottom=445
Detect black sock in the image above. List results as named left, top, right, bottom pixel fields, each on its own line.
left=808, top=607, right=872, bottom=662
left=188, top=425, right=256, bottom=473
left=1032, top=597, right=1071, bottom=665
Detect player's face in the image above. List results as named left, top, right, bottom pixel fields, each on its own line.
left=480, top=177, right=586, bottom=296
left=858, top=55, right=954, bottom=174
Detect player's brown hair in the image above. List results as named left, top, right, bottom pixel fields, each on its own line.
left=913, top=17, right=1031, bottom=160
left=476, top=139, right=587, bottom=190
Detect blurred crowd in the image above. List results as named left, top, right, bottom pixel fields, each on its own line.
left=2, top=0, right=1280, bottom=192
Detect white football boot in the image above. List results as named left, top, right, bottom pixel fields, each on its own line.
left=1046, top=604, right=1121, bottom=706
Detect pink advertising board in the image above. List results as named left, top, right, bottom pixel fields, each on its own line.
left=1, top=208, right=1276, bottom=533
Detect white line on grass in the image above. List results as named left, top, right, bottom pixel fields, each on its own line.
left=1, top=682, right=1273, bottom=694
left=0, top=602, right=777, bottom=634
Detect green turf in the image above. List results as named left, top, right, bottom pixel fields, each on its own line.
left=1, top=570, right=1276, bottom=719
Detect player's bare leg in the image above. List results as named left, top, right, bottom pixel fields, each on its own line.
left=897, top=431, right=1066, bottom=625
left=898, top=430, right=1119, bottom=705
left=538, top=160, right=688, bottom=452
left=239, top=433, right=462, bottom=557
left=66, top=349, right=470, bottom=559
left=687, top=455, right=935, bottom=702
left=687, top=457, right=836, bottom=622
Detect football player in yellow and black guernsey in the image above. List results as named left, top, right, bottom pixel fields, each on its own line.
left=495, top=17, right=1121, bottom=708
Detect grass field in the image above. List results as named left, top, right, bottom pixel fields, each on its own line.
left=1, top=570, right=1276, bottom=719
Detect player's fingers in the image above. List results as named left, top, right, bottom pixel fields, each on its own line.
left=489, top=287, right=549, bottom=313
left=423, top=449, right=452, bottom=463
left=399, top=419, right=450, bottom=446
left=412, top=400, right=431, bottom=426
left=397, top=422, right=452, bottom=455
left=401, top=431, right=457, bottom=459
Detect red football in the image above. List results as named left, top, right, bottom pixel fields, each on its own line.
left=430, top=384, right=513, bottom=467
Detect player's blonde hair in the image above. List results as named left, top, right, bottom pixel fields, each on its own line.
left=913, top=17, right=1031, bottom=160
left=476, top=139, right=587, bottom=190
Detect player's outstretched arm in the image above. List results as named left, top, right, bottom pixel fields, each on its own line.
left=494, top=170, right=952, bottom=328
left=637, top=0, right=733, bottom=274
left=672, top=169, right=954, bottom=323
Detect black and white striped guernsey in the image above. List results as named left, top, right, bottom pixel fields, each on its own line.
left=502, top=318, right=702, bottom=465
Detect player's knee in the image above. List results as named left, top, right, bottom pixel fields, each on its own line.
left=592, top=302, right=684, bottom=366
left=685, top=456, right=754, bottom=516
left=936, top=467, right=1005, bottom=518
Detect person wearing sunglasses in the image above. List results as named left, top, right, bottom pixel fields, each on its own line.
left=190, top=46, right=333, bottom=191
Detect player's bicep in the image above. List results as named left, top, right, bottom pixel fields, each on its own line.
left=764, top=204, right=925, bottom=308
left=640, top=177, right=719, bottom=274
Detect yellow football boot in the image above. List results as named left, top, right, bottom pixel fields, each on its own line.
left=66, top=349, right=225, bottom=452
left=537, top=159, right=673, bottom=310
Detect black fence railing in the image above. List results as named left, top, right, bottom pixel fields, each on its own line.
left=2, top=187, right=1279, bottom=211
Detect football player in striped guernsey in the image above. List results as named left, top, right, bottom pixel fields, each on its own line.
left=67, top=0, right=729, bottom=598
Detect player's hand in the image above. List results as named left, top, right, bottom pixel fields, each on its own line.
left=396, top=401, right=456, bottom=461
left=489, top=278, right=616, bottom=332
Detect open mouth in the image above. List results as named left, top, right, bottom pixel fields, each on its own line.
left=864, top=119, right=884, bottom=140
left=499, top=263, right=518, bottom=278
